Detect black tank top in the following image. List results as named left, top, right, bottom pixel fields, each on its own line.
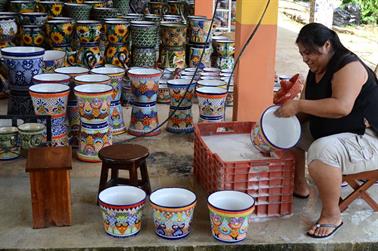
left=305, top=49, right=378, bottom=139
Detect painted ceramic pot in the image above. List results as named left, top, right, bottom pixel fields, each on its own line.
left=84, top=0, right=106, bottom=8
left=77, top=44, right=105, bottom=68
left=150, top=188, right=196, bottom=239
left=78, top=121, right=111, bottom=162
left=105, top=19, right=129, bottom=44
left=128, top=68, right=161, bottom=104
left=50, top=46, right=77, bottom=66
left=7, top=90, right=34, bottom=115
left=197, top=79, right=226, bottom=89
left=74, top=74, right=111, bottom=87
left=189, top=17, right=212, bottom=44
left=21, top=25, right=45, bottom=47
left=251, top=105, right=301, bottom=154
left=157, top=80, right=170, bottom=104
left=9, top=0, right=35, bottom=13
left=55, top=66, right=90, bottom=82
left=64, top=3, right=91, bottom=20
left=208, top=191, right=255, bottom=243
left=147, top=1, right=168, bottom=16
left=215, top=39, right=235, bottom=57
left=0, top=127, right=19, bottom=160
left=38, top=1, right=64, bottom=18
left=19, top=12, right=47, bottom=26
left=130, top=21, right=158, bottom=48
left=189, top=44, right=212, bottom=68
left=74, top=83, right=113, bottom=124
left=112, top=0, right=129, bottom=15
left=42, top=50, right=66, bottom=73
left=0, top=16, right=17, bottom=45
left=1, top=46, right=44, bottom=91
left=166, top=107, right=194, bottom=133
left=108, top=100, right=126, bottom=134
left=129, top=103, right=160, bottom=136
left=132, top=48, right=156, bottom=68
left=32, top=73, right=70, bottom=85
left=18, top=123, right=46, bottom=154
left=91, top=7, right=119, bottom=20
left=46, top=19, right=74, bottom=47
left=98, top=186, right=146, bottom=238
left=90, top=67, right=125, bottom=99
left=76, top=20, right=102, bottom=43
left=160, top=46, right=186, bottom=69
left=196, top=87, right=227, bottom=123
left=160, top=22, right=186, bottom=47
left=217, top=56, right=234, bottom=71
left=167, top=79, right=195, bottom=107
left=29, top=83, right=70, bottom=146
left=104, top=43, right=129, bottom=68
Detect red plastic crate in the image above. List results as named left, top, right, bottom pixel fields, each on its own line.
left=193, top=121, right=295, bottom=218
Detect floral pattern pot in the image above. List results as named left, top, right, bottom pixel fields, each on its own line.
left=216, top=56, right=234, bottom=71
left=0, top=16, right=17, bottom=46
left=160, top=46, right=185, bottom=69
left=129, top=103, right=160, bottom=136
left=104, top=20, right=128, bottom=44
left=38, top=1, right=64, bottom=18
left=21, top=25, right=45, bottom=47
left=46, top=19, right=74, bottom=47
left=105, top=43, right=129, bottom=68
left=166, top=107, right=194, bottom=133
left=189, top=17, right=212, bottom=44
left=0, top=127, right=19, bottom=160
left=1, top=46, right=44, bottom=91
left=189, top=43, right=212, bottom=68
left=76, top=20, right=102, bottom=43
left=77, top=44, right=104, bottom=68
left=167, top=78, right=195, bottom=107
left=215, top=39, right=235, bottom=57
left=196, top=87, right=227, bottom=123
left=20, top=12, right=48, bottom=26
left=9, top=0, right=35, bottom=13
left=160, top=22, right=186, bottom=47
left=128, top=68, right=161, bottom=104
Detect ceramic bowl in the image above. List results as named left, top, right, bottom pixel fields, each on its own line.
left=33, top=73, right=70, bottom=85
left=251, top=105, right=301, bottom=154
left=208, top=190, right=255, bottom=243
left=127, top=68, right=161, bottom=104
left=42, top=50, right=66, bottom=73
left=0, top=126, right=19, bottom=160
left=98, top=185, right=146, bottom=238
left=149, top=188, right=196, bottom=239
left=74, top=74, right=111, bottom=86
left=18, top=123, right=46, bottom=152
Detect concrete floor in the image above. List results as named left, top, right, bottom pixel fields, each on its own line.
left=1, top=11, right=378, bottom=251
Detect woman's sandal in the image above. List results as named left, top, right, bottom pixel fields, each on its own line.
left=307, top=221, right=344, bottom=239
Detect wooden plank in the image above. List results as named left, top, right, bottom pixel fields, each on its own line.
left=26, top=146, right=72, bottom=172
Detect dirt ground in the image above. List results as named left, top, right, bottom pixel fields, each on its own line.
left=277, top=0, right=378, bottom=76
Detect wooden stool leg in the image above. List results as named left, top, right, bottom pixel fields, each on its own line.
left=110, top=167, right=119, bottom=187
left=98, top=164, right=109, bottom=196
left=129, top=163, right=138, bottom=187
left=140, top=160, right=151, bottom=194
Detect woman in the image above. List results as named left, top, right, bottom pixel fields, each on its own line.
left=276, top=23, right=378, bottom=238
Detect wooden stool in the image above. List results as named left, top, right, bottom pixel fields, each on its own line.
left=98, top=144, right=151, bottom=196
left=339, top=169, right=378, bottom=212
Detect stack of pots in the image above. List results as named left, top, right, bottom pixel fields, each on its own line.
left=1, top=47, right=45, bottom=116
left=213, top=39, right=235, bottom=71
left=104, top=19, right=129, bottom=68
left=159, top=21, right=186, bottom=69
left=187, top=16, right=213, bottom=68
left=19, top=12, right=47, bottom=47
left=128, top=67, right=161, bottom=136
left=130, top=21, right=158, bottom=68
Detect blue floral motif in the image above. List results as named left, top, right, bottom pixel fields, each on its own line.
left=5, top=59, right=16, bottom=69
left=32, top=68, right=40, bottom=76
left=22, top=60, right=34, bottom=70
left=15, top=71, right=25, bottom=84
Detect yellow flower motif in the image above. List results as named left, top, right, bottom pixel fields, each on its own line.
left=106, top=47, right=116, bottom=58
left=62, top=23, right=73, bottom=35
left=80, top=37, right=89, bottom=43
left=107, top=34, right=117, bottom=43
left=33, top=34, right=44, bottom=45
left=114, top=25, right=127, bottom=37
left=50, top=32, right=64, bottom=44
left=76, top=25, right=89, bottom=34
left=51, top=4, right=63, bottom=16
left=90, top=47, right=99, bottom=53
left=23, top=34, right=33, bottom=45
left=86, top=135, right=94, bottom=146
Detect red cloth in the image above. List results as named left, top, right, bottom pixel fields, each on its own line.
left=273, top=74, right=303, bottom=105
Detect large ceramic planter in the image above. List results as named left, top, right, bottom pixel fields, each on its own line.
left=91, top=66, right=126, bottom=135
left=128, top=67, right=161, bottom=104
left=98, top=186, right=146, bottom=238
left=74, top=84, right=113, bottom=162
left=129, top=103, right=160, bottom=136
left=160, top=22, right=186, bottom=47
left=188, top=17, right=212, bottom=44
left=0, top=127, right=19, bottom=160
left=130, top=21, right=158, bottom=48
left=29, top=83, right=70, bottom=146
left=104, top=19, right=128, bottom=44
left=42, top=50, right=66, bottom=73
left=0, top=16, right=17, bottom=44
left=18, top=123, right=45, bottom=155
left=38, top=1, right=64, bottom=18
left=196, top=87, right=227, bottom=123
left=149, top=188, right=196, bottom=239
left=189, top=44, right=212, bottom=68
left=132, top=47, right=156, bottom=68
left=21, top=25, right=45, bottom=47
left=46, top=19, right=74, bottom=47
left=160, top=46, right=185, bottom=69
left=1, top=46, right=44, bottom=91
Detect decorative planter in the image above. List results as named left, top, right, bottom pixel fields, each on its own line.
left=147, top=1, right=168, bottom=16
left=130, top=21, right=158, bottom=48
left=189, top=44, right=212, bottom=68
left=189, top=17, right=212, bottom=44
left=20, top=12, right=47, bottom=26
left=112, top=0, right=129, bottom=15
left=214, top=39, right=235, bottom=57
left=160, top=22, right=186, bottom=47
left=42, top=50, right=66, bottom=73
left=128, top=67, right=161, bottom=104
left=77, top=43, right=104, bottom=68
left=160, top=46, right=185, bottom=69
left=0, top=127, right=19, bottom=160
left=129, top=102, right=160, bottom=136
left=0, top=16, right=17, bottom=47
left=167, top=0, right=186, bottom=16
left=33, top=73, right=70, bottom=85
left=98, top=186, right=146, bottom=238
left=9, top=0, right=35, bottom=13
left=150, top=188, right=196, bottom=239
left=104, top=20, right=128, bottom=44
left=38, top=1, right=64, bottom=18
left=132, top=47, right=156, bottom=68
left=46, top=19, right=74, bottom=47
left=29, top=83, right=70, bottom=146
left=64, top=3, right=91, bottom=20
left=208, top=191, right=255, bottom=243
left=21, top=25, right=45, bottom=47
left=18, top=123, right=46, bottom=155
left=76, top=20, right=102, bottom=43
left=196, top=87, right=227, bottom=123
left=104, top=43, right=129, bottom=68
left=74, top=84, right=113, bottom=162
left=1, top=46, right=44, bottom=91
left=166, top=107, right=194, bottom=133
left=167, top=78, right=195, bottom=107
left=91, top=7, right=119, bottom=20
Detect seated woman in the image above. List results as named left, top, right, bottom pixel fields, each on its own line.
left=276, top=23, right=378, bottom=238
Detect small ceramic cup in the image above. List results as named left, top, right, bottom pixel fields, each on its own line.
left=42, top=50, right=66, bottom=73
left=98, top=186, right=146, bottom=238
left=18, top=123, right=46, bottom=155
left=0, top=126, right=20, bottom=160
left=208, top=190, right=255, bottom=243
left=32, top=73, right=70, bottom=85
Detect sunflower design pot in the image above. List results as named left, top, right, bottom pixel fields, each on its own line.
left=9, top=0, right=35, bottom=13
left=46, top=19, right=74, bottom=47
left=77, top=43, right=104, bottom=68
left=76, top=20, right=102, bottom=43
left=0, top=16, right=17, bottom=47
left=105, top=43, right=129, bottom=68
left=21, top=25, right=45, bottom=47
left=160, top=46, right=186, bottom=69
left=38, top=1, right=64, bottom=18
left=20, top=12, right=48, bottom=26
left=105, top=20, right=128, bottom=44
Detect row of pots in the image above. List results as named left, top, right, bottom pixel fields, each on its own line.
left=99, top=186, right=255, bottom=243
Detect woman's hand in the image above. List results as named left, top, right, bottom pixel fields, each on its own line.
left=275, top=100, right=301, bottom=117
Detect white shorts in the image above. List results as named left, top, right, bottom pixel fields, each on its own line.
left=297, top=123, right=378, bottom=174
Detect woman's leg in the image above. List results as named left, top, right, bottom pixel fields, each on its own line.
left=307, top=160, right=342, bottom=237
left=292, top=147, right=310, bottom=197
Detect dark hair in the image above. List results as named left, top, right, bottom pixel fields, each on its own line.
left=296, top=23, right=349, bottom=54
